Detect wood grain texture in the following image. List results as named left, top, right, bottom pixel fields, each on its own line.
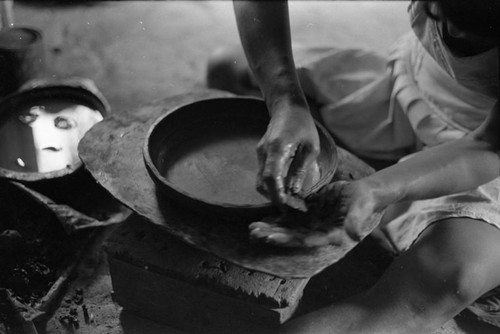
left=108, top=258, right=296, bottom=333
left=105, top=214, right=308, bottom=309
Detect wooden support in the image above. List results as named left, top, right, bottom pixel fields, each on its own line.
left=105, top=214, right=309, bottom=333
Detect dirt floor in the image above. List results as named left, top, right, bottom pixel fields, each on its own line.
left=13, top=0, right=411, bottom=112
left=2, top=1, right=499, bottom=333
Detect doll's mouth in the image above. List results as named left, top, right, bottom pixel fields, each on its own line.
left=42, top=147, right=63, bottom=152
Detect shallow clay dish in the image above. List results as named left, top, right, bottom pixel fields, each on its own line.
left=144, top=97, right=337, bottom=219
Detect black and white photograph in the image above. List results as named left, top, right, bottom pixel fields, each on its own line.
left=0, top=1, right=499, bottom=333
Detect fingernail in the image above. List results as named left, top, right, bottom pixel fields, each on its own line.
left=267, top=233, right=292, bottom=244
left=249, top=222, right=266, bottom=229
left=304, top=235, right=325, bottom=247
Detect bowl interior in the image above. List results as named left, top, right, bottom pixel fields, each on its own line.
left=146, top=97, right=337, bottom=212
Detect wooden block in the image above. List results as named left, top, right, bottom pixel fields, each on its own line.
left=105, top=214, right=308, bottom=331
left=109, top=258, right=298, bottom=333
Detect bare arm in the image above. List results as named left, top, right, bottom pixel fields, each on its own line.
left=333, top=102, right=500, bottom=243
left=367, top=102, right=500, bottom=207
left=233, top=1, right=321, bottom=208
left=233, top=1, right=305, bottom=112
left=251, top=102, right=500, bottom=247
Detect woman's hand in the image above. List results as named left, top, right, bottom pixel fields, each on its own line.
left=257, top=100, right=320, bottom=209
left=233, top=1, right=323, bottom=209
left=250, top=180, right=386, bottom=247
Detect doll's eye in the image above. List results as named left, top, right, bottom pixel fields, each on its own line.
left=54, top=116, right=76, bottom=130
left=18, top=107, right=41, bottom=125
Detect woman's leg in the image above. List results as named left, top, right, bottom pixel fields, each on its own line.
left=283, top=218, right=500, bottom=334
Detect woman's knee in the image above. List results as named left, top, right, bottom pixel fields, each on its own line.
left=410, top=241, right=480, bottom=305
left=407, top=219, right=500, bottom=306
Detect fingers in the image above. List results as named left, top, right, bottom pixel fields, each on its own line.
left=249, top=221, right=286, bottom=239
left=249, top=221, right=304, bottom=247
left=302, top=228, right=347, bottom=247
left=344, top=211, right=383, bottom=242
left=248, top=219, right=346, bottom=248
left=344, top=218, right=363, bottom=242
left=256, top=141, right=295, bottom=208
left=286, top=143, right=320, bottom=195
left=251, top=180, right=384, bottom=248
left=256, top=144, right=268, bottom=195
left=257, top=142, right=320, bottom=211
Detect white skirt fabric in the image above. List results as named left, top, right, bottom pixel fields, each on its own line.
left=291, top=32, right=500, bottom=326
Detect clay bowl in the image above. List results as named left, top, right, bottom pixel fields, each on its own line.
left=144, top=97, right=337, bottom=219
left=0, top=77, right=109, bottom=182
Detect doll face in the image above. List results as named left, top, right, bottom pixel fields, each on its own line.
left=0, top=99, right=103, bottom=173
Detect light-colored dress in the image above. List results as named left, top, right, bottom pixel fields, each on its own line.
left=293, top=1, right=500, bottom=327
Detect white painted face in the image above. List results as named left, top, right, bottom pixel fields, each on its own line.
left=0, top=99, right=103, bottom=173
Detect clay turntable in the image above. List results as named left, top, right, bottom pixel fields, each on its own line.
left=79, top=90, right=383, bottom=333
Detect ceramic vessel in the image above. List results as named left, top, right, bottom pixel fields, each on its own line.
left=144, top=97, right=337, bottom=219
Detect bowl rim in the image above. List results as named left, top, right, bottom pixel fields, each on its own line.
left=143, top=96, right=338, bottom=213
left=0, top=78, right=110, bottom=182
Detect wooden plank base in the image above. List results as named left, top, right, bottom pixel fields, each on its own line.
left=105, top=214, right=308, bottom=333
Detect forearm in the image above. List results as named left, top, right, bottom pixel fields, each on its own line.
left=233, top=0, right=307, bottom=112
left=365, top=135, right=500, bottom=209
left=363, top=99, right=500, bottom=208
